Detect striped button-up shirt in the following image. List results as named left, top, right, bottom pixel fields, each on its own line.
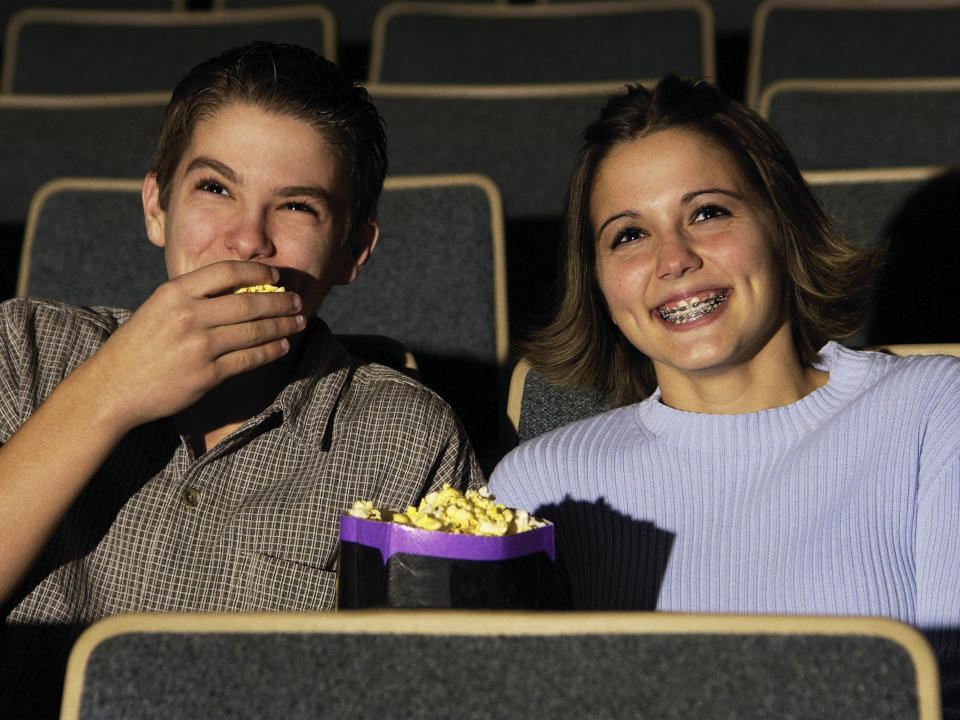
left=0, top=297, right=483, bottom=717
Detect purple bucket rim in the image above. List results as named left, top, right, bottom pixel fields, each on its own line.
left=340, top=514, right=555, bottom=564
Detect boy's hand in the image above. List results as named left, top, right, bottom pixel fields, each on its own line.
left=89, top=260, right=305, bottom=431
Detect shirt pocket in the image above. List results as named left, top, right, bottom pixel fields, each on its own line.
left=232, top=550, right=336, bottom=612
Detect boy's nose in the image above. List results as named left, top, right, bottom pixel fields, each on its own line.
left=224, top=212, right=273, bottom=259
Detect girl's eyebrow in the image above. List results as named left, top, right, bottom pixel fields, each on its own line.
left=597, top=210, right=642, bottom=238
left=681, top=188, right=745, bottom=204
left=596, top=187, right=748, bottom=236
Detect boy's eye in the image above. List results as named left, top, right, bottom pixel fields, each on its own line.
left=692, top=204, right=728, bottom=222
left=282, top=200, right=318, bottom=216
left=197, top=179, right=228, bottom=196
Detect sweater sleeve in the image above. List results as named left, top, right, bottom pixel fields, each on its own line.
left=913, top=356, right=960, bottom=718
left=916, top=453, right=960, bottom=629
left=917, top=453, right=960, bottom=719
left=914, top=355, right=960, bottom=629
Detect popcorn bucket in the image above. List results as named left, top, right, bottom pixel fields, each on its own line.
left=337, top=515, right=555, bottom=609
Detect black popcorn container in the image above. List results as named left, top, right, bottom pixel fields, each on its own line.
left=337, top=515, right=555, bottom=609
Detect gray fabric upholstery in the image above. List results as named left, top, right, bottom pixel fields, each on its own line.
left=750, top=3, right=960, bottom=105
left=322, top=180, right=500, bottom=363
left=5, top=8, right=333, bottom=94
left=372, top=5, right=709, bottom=84
left=0, top=100, right=164, bottom=230
left=764, top=84, right=960, bottom=170
left=370, top=88, right=611, bottom=342
left=321, top=178, right=505, bottom=469
left=829, top=169, right=960, bottom=347
left=20, top=184, right=166, bottom=309
left=372, top=90, right=605, bottom=222
left=808, top=173, right=930, bottom=348
left=70, top=625, right=924, bottom=719
left=0, top=97, right=166, bottom=301
left=517, top=365, right=610, bottom=444
left=808, top=169, right=960, bottom=347
left=216, top=0, right=494, bottom=46
left=810, top=176, right=929, bottom=253
left=0, top=1, right=180, bottom=54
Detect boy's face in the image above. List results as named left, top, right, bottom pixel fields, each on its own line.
left=143, top=102, right=376, bottom=319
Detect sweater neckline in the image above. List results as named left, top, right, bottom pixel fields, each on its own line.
left=635, top=342, right=877, bottom=444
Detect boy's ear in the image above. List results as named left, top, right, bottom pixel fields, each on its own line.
left=142, top=173, right=166, bottom=248
left=335, top=220, right=379, bottom=285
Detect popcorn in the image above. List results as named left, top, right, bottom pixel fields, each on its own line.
left=348, top=485, right=545, bottom=536
left=339, top=485, right=555, bottom=609
left=234, top=284, right=285, bottom=293
left=347, top=500, right=381, bottom=521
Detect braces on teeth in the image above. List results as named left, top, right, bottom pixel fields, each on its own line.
left=658, top=290, right=728, bottom=324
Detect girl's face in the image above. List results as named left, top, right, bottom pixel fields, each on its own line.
left=591, top=128, right=793, bottom=391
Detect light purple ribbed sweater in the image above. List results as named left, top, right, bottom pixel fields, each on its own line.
left=490, top=342, right=960, bottom=629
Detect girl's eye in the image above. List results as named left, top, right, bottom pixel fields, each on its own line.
left=692, top=204, right=729, bottom=222
left=611, top=227, right=646, bottom=248
left=197, top=178, right=228, bottom=196
left=282, top=200, right=319, bottom=216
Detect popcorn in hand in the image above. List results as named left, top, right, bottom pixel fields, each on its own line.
left=348, top=485, right=545, bottom=536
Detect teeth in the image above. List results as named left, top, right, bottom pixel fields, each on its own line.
left=658, top=290, right=728, bottom=324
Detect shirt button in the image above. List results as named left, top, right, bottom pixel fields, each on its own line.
left=182, top=486, right=201, bottom=507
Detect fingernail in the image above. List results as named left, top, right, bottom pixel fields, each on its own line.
left=295, top=314, right=305, bottom=327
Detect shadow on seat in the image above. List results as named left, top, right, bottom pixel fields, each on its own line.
left=802, top=167, right=960, bottom=347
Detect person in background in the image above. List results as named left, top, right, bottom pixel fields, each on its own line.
left=489, top=76, right=960, bottom=714
left=0, top=42, right=482, bottom=717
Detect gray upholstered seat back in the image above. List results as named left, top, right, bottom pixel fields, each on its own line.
left=759, top=79, right=960, bottom=170
left=2, top=7, right=334, bottom=94
left=18, top=178, right=165, bottom=310
left=60, top=611, right=940, bottom=720
left=214, top=0, right=501, bottom=48
left=368, top=1, right=714, bottom=84
left=0, top=95, right=166, bottom=300
left=322, top=174, right=509, bottom=468
left=508, top=359, right=611, bottom=445
left=746, top=0, right=960, bottom=107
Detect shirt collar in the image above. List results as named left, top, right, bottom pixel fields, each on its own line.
left=269, top=316, right=353, bottom=448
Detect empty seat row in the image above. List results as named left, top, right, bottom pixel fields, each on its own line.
left=4, top=1, right=960, bottom=99
left=0, top=2, right=713, bottom=93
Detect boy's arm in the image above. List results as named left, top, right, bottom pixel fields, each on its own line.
left=0, top=260, right=304, bottom=603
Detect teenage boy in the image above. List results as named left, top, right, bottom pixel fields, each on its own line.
left=0, top=42, right=483, bottom=716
